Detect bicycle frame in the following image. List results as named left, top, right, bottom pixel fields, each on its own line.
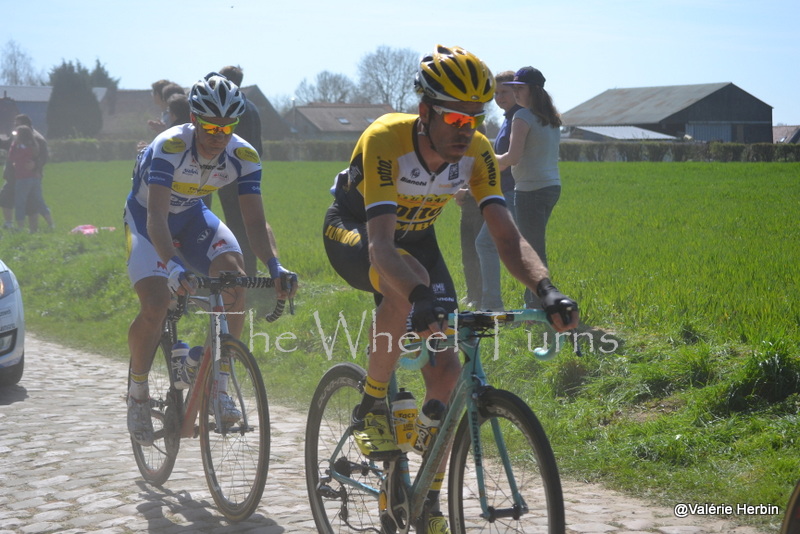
left=326, top=308, right=556, bottom=527
left=174, top=285, right=262, bottom=439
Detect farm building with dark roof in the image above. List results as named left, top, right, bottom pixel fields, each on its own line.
left=562, top=82, right=772, bottom=143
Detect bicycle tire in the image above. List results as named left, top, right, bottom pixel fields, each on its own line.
left=199, top=337, right=270, bottom=522
left=130, top=338, right=183, bottom=486
left=305, top=362, right=387, bottom=533
left=781, top=479, right=800, bottom=534
left=448, top=389, right=565, bottom=533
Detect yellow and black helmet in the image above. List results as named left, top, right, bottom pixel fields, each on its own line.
left=415, top=45, right=495, bottom=103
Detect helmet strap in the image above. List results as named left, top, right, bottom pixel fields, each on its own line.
left=418, top=103, right=439, bottom=155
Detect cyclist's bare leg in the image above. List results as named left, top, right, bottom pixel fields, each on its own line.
left=208, top=252, right=246, bottom=338
left=422, top=349, right=460, bottom=474
left=129, top=276, right=171, bottom=384
left=367, top=255, right=429, bottom=383
left=371, top=253, right=460, bottom=445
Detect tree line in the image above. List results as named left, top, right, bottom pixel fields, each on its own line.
left=1, top=40, right=422, bottom=140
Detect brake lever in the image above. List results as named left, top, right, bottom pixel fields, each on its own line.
left=281, top=272, right=297, bottom=315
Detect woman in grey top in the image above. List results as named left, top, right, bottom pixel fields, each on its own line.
left=496, top=67, right=562, bottom=308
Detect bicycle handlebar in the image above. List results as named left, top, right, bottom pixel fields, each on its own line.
left=398, top=308, right=557, bottom=371
left=192, top=271, right=297, bottom=323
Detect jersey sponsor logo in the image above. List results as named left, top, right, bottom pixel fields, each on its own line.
left=156, top=260, right=167, bottom=271
left=162, top=137, right=186, bottom=154
left=324, top=224, right=362, bottom=246
left=393, top=193, right=451, bottom=232
left=172, top=182, right=218, bottom=196
left=400, top=176, right=427, bottom=186
left=181, top=167, right=199, bottom=176
left=442, top=178, right=465, bottom=189
left=411, top=168, right=421, bottom=179
left=395, top=203, right=444, bottom=222
left=234, top=146, right=260, bottom=164
left=481, top=150, right=498, bottom=187
left=447, top=165, right=460, bottom=181
left=395, top=219, right=435, bottom=232
left=211, top=239, right=228, bottom=250
left=196, top=228, right=212, bottom=243
left=376, top=157, right=393, bottom=187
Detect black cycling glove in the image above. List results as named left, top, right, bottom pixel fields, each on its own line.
left=408, top=284, right=447, bottom=333
left=536, top=278, right=578, bottom=326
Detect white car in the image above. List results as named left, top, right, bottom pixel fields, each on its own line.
left=0, top=259, right=24, bottom=386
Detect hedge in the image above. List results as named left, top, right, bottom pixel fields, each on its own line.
left=3, top=139, right=800, bottom=164
left=558, top=141, right=800, bottom=162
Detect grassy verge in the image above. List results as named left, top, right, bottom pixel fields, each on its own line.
left=5, top=160, right=799, bottom=531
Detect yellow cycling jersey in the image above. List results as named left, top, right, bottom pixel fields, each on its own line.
left=332, top=113, right=504, bottom=240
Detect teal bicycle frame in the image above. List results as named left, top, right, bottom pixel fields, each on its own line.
left=325, top=308, right=557, bottom=526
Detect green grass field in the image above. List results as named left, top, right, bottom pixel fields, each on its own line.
left=3, top=160, right=799, bottom=530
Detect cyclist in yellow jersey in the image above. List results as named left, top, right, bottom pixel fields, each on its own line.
left=323, top=45, right=579, bottom=534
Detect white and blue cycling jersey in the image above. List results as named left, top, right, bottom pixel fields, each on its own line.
left=128, top=122, right=262, bottom=215
left=124, top=123, right=263, bottom=285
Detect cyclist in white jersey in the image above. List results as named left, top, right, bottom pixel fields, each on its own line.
left=123, top=72, right=297, bottom=446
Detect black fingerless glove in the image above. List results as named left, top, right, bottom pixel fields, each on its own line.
left=536, top=278, right=578, bottom=326
left=409, top=284, right=447, bottom=333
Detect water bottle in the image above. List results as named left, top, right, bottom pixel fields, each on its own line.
left=184, top=345, right=203, bottom=386
left=412, top=399, right=446, bottom=455
left=171, top=341, right=190, bottom=390
left=391, top=388, right=418, bottom=452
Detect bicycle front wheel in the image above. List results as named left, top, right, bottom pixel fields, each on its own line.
left=130, top=338, right=182, bottom=486
left=448, top=389, right=565, bottom=533
left=305, top=362, right=386, bottom=533
left=781, top=479, right=800, bottom=534
left=199, top=337, right=270, bottom=522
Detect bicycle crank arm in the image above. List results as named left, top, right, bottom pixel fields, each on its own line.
left=380, top=460, right=411, bottom=534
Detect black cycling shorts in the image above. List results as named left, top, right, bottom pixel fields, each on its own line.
left=323, top=202, right=458, bottom=313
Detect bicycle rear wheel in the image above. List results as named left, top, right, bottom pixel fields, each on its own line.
left=448, top=389, right=565, bottom=533
left=130, top=338, right=182, bottom=486
left=305, top=362, right=386, bottom=533
left=199, top=337, right=270, bottom=522
left=781, top=479, right=800, bottom=534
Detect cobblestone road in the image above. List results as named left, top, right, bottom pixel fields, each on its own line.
left=0, top=336, right=775, bottom=533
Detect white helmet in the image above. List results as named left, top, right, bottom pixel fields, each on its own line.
left=189, top=72, right=245, bottom=118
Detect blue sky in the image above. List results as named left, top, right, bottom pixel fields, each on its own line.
left=5, top=0, right=799, bottom=124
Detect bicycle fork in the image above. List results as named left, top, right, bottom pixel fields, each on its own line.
left=468, top=397, right=529, bottom=522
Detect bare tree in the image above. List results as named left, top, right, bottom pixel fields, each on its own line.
left=295, top=71, right=356, bottom=104
left=357, top=46, right=419, bottom=112
left=1, top=40, right=45, bottom=85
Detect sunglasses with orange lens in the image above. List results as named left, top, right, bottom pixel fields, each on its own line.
left=432, top=105, right=486, bottom=129
left=195, top=116, right=239, bottom=135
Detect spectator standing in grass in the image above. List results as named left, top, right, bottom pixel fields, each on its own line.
left=496, top=67, right=562, bottom=308
left=8, top=126, right=40, bottom=231
left=473, top=70, right=522, bottom=310
left=215, top=65, right=263, bottom=276
left=0, top=114, right=52, bottom=231
left=453, top=186, right=483, bottom=308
